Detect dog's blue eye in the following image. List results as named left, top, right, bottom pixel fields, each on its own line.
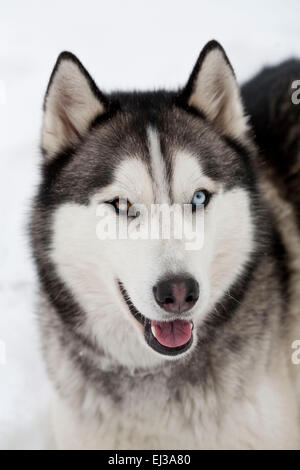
left=191, top=190, right=209, bottom=208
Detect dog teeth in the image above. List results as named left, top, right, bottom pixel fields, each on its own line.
left=151, top=325, right=157, bottom=338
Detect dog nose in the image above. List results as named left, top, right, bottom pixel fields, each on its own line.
left=153, top=276, right=199, bottom=314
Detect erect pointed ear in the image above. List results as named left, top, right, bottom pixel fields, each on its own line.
left=181, top=40, right=248, bottom=139
left=42, top=52, right=107, bottom=158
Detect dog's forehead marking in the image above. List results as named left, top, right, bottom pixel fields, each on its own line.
left=147, top=127, right=170, bottom=204
left=96, top=127, right=171, bottom=204
left=172, top=151, right=220, bottom=203
left=110, top=157, right=153, bottom=203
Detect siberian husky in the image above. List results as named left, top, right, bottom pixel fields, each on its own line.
left=30, top=41, right=300, bottom=449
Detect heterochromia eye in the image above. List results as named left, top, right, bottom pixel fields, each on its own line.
left=191, top=190, right=210, bottom=209
left=110, top=198, right=132, bottom=215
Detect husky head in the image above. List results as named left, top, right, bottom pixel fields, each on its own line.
left=33, top=41, right=257, bottom=369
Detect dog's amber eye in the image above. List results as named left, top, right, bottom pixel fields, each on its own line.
left=110, top=198, right=132, bottom=215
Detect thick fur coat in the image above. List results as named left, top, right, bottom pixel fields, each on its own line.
left=30, top=41, right=300, bottom=449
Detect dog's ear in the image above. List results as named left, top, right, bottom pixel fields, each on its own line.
left=42, top=52, right=106, bottom=158
left=181, top=40, right=248, bottom=139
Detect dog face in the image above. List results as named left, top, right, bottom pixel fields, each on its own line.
left=34, top=42, right=256, bottom=368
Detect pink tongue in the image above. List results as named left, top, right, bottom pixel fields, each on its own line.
left=151, top=319, right=192, bottom=348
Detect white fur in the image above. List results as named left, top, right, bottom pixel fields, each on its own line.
left=50, top=146, right=254, bottom=370
left=147, top=127, right=170, bottom=203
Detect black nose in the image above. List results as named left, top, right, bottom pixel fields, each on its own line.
left=153, top=275, right=199, bottom=314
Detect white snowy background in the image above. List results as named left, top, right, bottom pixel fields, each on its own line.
left=0, top=0, right=299, bottom=449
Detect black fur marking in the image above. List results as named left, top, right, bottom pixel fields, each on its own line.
left=29, top=200, right=86, bottom=328
left=174, top=97, right=207, bottom=121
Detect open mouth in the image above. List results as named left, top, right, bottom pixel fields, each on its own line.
left=118, top=281, right=193, bottom=356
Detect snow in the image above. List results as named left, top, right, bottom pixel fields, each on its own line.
left=0, top=0, right=299, bottom=449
